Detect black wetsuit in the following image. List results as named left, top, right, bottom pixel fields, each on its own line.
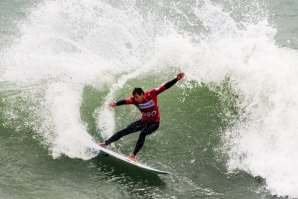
left=104, top=78, right=178, bottom=156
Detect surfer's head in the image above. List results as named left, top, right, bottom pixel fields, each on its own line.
left=133, top=87, right=144, bottom=103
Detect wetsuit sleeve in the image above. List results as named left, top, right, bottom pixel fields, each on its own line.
left=115, top=96, right=134, bottom=106
left=153, top=78, right=178, bottom=95
left=115, top=100, right=126, bottom=106
left=164, top=78, right=178, bottom=89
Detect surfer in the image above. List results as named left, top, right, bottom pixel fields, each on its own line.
left=98, top=72, right=184, bottom=161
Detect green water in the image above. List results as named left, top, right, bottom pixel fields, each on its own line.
left=1, top=0, right=298, bottom=198
left=0, top=74, right=270, bottom=198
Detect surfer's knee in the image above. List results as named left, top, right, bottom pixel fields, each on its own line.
left=139, top=131, right=147, bottom=138
left=142, top=123, right=159, bottom=136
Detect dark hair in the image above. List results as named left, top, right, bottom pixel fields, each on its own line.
left=132, top=87, right=144, bottom=95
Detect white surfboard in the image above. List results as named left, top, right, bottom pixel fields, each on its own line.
left=91, top=145, right=170, bottom=175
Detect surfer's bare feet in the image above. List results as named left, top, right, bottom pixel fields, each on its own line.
left=97, top=142, right=107, bottom=147
left=128, top=154, right=136, bottom=162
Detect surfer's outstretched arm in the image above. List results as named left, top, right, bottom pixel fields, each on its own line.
left=110, top=100, right=126, bottom=107
left=154, top=72, right=184, bottom=95
left=109, top=72, right=184, bottom=107
left=109, top=98, right=134, bottom=107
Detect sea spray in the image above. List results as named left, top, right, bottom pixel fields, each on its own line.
left=0, top=0, right=163, bottom=159
left=1, top=0, right=298, bottom=197
left=149, top=1, right=298, bottom=196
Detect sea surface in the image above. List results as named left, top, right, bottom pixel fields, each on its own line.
left=1, top=0, right=298, bottom=198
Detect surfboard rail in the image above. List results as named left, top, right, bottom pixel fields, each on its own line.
left=92, top=145, right=170, bottom=175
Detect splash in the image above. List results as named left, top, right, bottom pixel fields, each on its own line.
left=0, top=0, right=164, bottom=159
left=150, top=0, right=298, bottom=197
left=1, top=0, right=298, bottom=197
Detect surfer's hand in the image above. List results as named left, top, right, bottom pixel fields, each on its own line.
left=97, top=142, right=107, bottom=147
left=177, top=72, right=184, bottom=80
left=110, top=101, right=116, bottom=108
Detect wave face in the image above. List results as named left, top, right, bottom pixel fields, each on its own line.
left=1, top=0, right=298, bottom=198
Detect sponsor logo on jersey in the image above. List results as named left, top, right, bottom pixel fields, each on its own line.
left=139, top=100, right=154, bottom=109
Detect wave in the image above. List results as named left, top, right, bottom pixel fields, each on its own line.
left=1, top=0, right=298, bottom=197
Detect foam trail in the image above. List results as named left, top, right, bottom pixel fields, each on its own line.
left=45, top=83, right=93, bottom=159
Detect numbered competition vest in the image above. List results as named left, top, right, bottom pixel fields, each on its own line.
left=125, top=86, right=166, bottom=122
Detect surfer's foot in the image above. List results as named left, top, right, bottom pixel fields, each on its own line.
left=128, top=154, right=136, bottom=162
left=97, top=142, right=107, bottom=148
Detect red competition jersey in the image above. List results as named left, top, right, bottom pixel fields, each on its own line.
left=125, top=85, right=166, bottom=122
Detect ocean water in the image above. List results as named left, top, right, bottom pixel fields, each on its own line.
left=1, top=0, right=298, bottom=198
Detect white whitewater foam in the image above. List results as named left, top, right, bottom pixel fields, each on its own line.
left=1, top=0, right=298, bottom=197
left=150, top=1, right=298, bottom=197
left=0, top=0, right=162, bottom=160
